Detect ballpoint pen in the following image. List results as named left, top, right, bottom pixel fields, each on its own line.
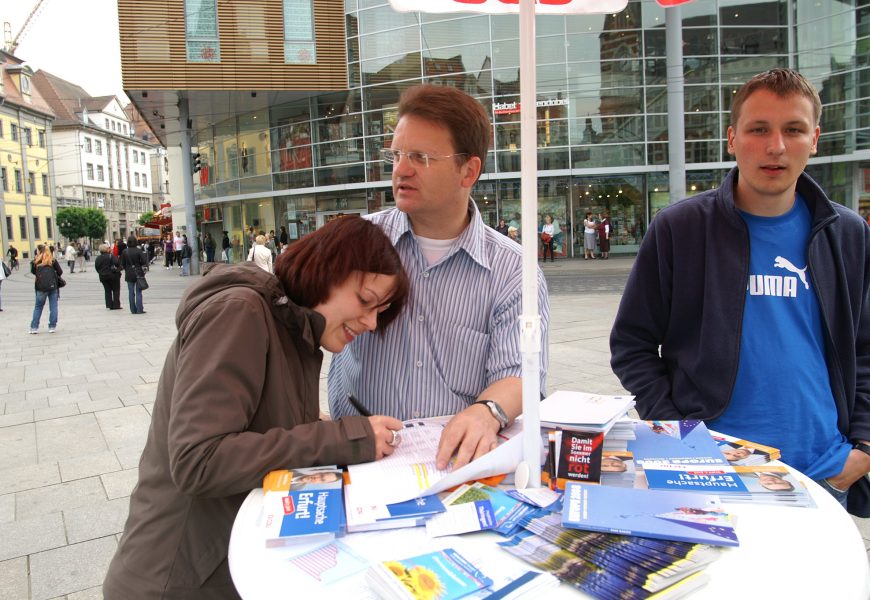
left=347, top=393, right=372, bottom=417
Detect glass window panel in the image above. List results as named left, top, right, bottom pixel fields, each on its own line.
left=569, top=86, right=643, bottom=116
left=493, top=67, right=520, bottom=97
left=284, top=0, right=316, bottom=64
left=273, top=170, right=314, bottom=190
left=537, top=63, right=566, bottom=93
left=644, top=28, right=665, bottom=57
left=187, top=40, right=220, bottom=63
left=422, top=16, right=488, bottom=49
left=720, top=55, right=786, bottom=83
left=646, top=86, right=667, bottom=114
left=239, top=174, right=272, bottom=194
left=600, top=59, right=644, bottom=88
left=186, top=0, right=218, bottom=37
left=685, top=112, right=719, bottom=140
left=645, top=58, right=665, bottom=84
left=314, top=90, right=361, bottom=118
left=686, top=142, right=719, bottom=163
left=565, top=13, right=608, bottom=34
left=492, top=39, right=519, bottom=69
left=566, top=33, right=603, bottom=63
left=685, top=85, right=718, bottom=113
left=361, top=53, right=422, bottom=87
left=423, top=42, right=491, bottom=81
left=684, top=28, right=717, bottom=56
left=721, top=27, right=786, bottom=55
left=720, top=0, right=786, bottom=26
left=358, top=28, right=420, bottom=62
left=571, top=143, right=646, bottom=168
left=315, top=164, right=366, bottom=186
left=647, top=114, right=668, bottom=141
left=537, top=35, right=566, bottom=64
left=357, top=5, right=418, bottom=35
left=684, top=57, right=718, bottom=83
left=642, top=0, right=715, bottom=27
left=491, top=15, right=518, bottom=40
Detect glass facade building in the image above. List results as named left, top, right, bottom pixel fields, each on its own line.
left=192, top=0, right=870, bottom=258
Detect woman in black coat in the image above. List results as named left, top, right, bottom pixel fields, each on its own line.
left=94, top=243, right=122, bottom=310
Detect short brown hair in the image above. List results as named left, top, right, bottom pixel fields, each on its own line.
left=274, top=216, right=409, bottom=330
left=730, top=68, right=822, bottom=126
left=398, top=85, right=491, bottom=178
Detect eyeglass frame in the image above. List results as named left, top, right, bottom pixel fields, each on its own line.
left=380, top=148, right=470, bottom=168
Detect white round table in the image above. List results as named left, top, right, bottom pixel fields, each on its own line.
left=229, top=472, right=870, bottom=598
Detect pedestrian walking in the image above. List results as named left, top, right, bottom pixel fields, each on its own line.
left=0, top=254, right=6, bottom=311
left=65, top=243, right=77, bottom=273
left=221, top=231, right=231, bottom=263
left=30, top=246, right=63, bottom=333
left=164, top=235, right=174, bottom=269
left=95, top=243, right=122, bottom=310
left=75, top=242, right=86, bottom=273
left=204, top=232, right=216, bottom=262
left=179, top=236, right=192, bottom=276
left=120, top=236, right=148, bottom=314
left=247, top=234, right=272, bottom=272
left=6, top=244, right=18, bottom=271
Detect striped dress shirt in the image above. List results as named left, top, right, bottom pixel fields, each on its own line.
left=328, top=201, right=550, bottom=420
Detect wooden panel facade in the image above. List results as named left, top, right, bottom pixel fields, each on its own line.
left=118, top=0, right=348, bottom=91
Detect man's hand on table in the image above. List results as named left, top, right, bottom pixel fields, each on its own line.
left=827, top=442, right=870, bottom=491
left=435, top=404, right=500, bottom=470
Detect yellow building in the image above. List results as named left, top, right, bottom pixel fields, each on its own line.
left=0, top=50, right=55, bottom=260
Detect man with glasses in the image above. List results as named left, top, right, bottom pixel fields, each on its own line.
left=329, top=84, right=550, bottom=471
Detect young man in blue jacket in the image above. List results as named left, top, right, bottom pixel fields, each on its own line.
left=610, top=69, right=870, bottom=515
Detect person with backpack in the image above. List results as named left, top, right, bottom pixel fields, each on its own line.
left=120, top=235, right=148, bottom=314
left=30, top=245, right=63, bottom=333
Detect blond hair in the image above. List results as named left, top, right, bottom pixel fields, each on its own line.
left=33, top=246, right=54, bottom=267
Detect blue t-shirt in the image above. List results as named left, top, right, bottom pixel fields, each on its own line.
left=707, top=195, right=850, bottom=480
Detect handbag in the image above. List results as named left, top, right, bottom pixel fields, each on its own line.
left=540, top=232, right=552, bottom=243
left=136, top=274, right=150, bottom=290
left=57, top=275, right=67, bottom=288
left=1, top=262, right=10, bottom=277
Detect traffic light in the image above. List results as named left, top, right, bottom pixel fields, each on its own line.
left=191, top=153, right=202, bottom=174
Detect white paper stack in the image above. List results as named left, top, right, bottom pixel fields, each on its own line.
left=539, top=391, right=636, bottom=436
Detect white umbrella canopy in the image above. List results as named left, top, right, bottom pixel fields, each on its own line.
left=388, top=0, right=635, bottom=487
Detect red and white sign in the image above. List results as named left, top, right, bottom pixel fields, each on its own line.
left=389, top=0, right=628, bottom=15
left=656, top=0, right=695, bottom=6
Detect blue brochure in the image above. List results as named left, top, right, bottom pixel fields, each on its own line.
left=628, top=420, right=728, bottom=467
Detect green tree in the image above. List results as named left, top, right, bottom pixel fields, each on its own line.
left=82, top=208, right=108, bottom=240
left=56, top=207, right=88, bottom=239
left=138, top=211, right=156, bottom=226
left=56, top=207, right=107, bottom=241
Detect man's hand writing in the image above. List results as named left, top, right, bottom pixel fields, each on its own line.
left=435, top=403, right=500, bottom=470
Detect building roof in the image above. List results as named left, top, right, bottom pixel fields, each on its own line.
left=0, top=53, right=55, bottom=119
left=31, top=69, right=99, bottom=125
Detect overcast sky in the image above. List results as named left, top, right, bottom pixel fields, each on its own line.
left=3, top=0, right=127, bottom=100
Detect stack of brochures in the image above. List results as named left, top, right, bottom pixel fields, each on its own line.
left=262, top=466, right=345, bottom=547
left=629, top=420, right=812, bottom=507
left=642, top=463, right=815, bottom=508
left=560, top=483, right=739, bottom=547
left=366, top=548, right=493, bottom=600
left=500, top=511, right=722, bottom=600
left=539, top=391, right=636, bottom=436
left=711, top=431, right=782, bottom=466
left=600, top=450, right=637, bottom=489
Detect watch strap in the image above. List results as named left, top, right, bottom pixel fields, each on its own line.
left=473, top=399, right=509, bottom=430
left=853, top=442, right=870, bottom=459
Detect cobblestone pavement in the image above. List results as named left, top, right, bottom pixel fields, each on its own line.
left=0, top=256, right=866, bottom=599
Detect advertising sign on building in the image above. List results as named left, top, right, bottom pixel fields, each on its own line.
left=389, top=0, right=628, bottom=14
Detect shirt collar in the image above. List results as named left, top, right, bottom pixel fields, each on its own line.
left=390, top=199, right=491, bottom=271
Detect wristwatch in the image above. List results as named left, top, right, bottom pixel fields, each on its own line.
left=853, top=442, right=870, bottom=459
left=473, top=400, right=509, bottom=431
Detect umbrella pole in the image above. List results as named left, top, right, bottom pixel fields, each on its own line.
left=518, top=0, right=542, bottom=488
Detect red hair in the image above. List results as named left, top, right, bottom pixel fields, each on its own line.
left=274, top=216, right=409, bottom=330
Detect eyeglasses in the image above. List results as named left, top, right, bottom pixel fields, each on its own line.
left=380, top=148, right=469, bottom=168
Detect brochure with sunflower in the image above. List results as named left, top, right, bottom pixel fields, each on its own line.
left=366, top=547, right=493, bottom=600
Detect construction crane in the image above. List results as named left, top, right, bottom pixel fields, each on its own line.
left=3, top=0, right=48, bottom=55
